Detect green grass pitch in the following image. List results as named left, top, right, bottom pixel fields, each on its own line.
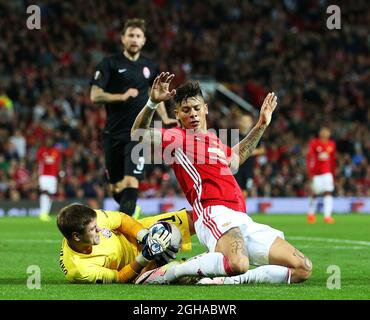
left=1, top=214, right=370, bottom=300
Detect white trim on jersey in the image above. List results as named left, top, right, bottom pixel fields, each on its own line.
left=175, top=149, right=222, bottom=240
left=175, top=149, right=203, bottom=216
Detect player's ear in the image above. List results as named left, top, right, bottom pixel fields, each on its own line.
left=120, top=34, right=125, bottom=46
left=204, top=104, right=208, bottom=115
left=71, top=232, right=81, bottom=242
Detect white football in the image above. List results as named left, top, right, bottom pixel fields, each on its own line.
left=149, top=221, right=182, bottom=264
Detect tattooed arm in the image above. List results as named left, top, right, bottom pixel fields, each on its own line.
left=230, top=92, right=277, bottom=170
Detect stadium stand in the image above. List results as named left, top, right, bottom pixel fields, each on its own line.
left=0, top=0, right=369, bottom=201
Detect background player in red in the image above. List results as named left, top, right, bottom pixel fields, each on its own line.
left=132, top=73, right=312, bottom=285
left=306, top=126, right=336, bottom=224
left=36, top=136, right=62, bottom=222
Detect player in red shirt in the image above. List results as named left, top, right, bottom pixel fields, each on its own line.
left=36, top=137, right=62, bottom=222
left=306, top=127, right=336, bottom=224
left=131, top=72, right=313, bottom=286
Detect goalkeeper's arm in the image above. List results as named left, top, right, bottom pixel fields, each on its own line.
left=116, top=253, right=153, bottom=283
left=116, top=212, right=149, bottom=244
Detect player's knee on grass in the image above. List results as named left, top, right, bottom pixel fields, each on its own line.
left=291, top=254, right=313, bottom=283
left=216, top=227, right=250, bottom=275
left=226, top=254, right=249, bottom=275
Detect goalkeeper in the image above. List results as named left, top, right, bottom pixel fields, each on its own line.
left=57, top=203, right=193, bottom=284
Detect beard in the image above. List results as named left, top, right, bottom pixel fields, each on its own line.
left=126, top=45, right=141, bottom=56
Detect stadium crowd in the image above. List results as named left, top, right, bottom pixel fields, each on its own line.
left=0, top=0, right=369, bottom=202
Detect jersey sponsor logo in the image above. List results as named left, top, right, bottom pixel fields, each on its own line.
left=143, top=66, right=150, bottom=79
left=118, top=68, right=127, bottom=73
left=101, top=228, right=112, bottom=238
left=94, top=70, right=101, bottom=80
left=318, top=152, right=329, bottom=160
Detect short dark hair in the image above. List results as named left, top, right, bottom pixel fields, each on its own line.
left=174, top=81, right=204, bottom=106
left=57, top=204, right=97, bottom=240
left=122, top=18, right=146, bottom=35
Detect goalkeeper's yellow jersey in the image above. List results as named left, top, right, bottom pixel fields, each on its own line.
left=59, top=210, right=138, bottom=284
left=59, top=209, right=192, bottom=284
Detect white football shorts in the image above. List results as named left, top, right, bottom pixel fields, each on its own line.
left=39, top=175, right=57, bottom=194
left=312, top=172, right=334, bottom=195
left=194, top=205, right=284, bottom=266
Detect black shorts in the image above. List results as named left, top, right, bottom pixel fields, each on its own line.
left=103, top=133, right=145, bottom=184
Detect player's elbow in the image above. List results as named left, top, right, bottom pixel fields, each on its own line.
left=130, top=127, right=139, bottom=140
left=90, top=90, right=98, bottom=103
left=90, top=86, right=102, bottom=104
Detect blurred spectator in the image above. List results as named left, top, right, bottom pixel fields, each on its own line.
left=10, top=129, right=26, bottom=159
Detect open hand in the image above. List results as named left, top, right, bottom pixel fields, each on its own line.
left=258, top=92, right=278, bottom=127
left=150, top=72, right=176, bottom=103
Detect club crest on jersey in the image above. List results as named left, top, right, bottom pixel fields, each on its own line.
left=101, top=228, right=112, bottom=238
left=143, top=66, right=150, bottom=79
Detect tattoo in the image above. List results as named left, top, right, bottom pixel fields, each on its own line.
left=138, top=107, right=156, bottom=129
left=131, top=106, right=156, bottom=141
left=228, top=228, right=248, bottom=256
left=293, top=249, right=313, bottom=271
left=233, top=124, right=266, bottom=167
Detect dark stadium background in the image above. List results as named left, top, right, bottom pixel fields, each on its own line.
left=0, top=0, right=368, bottom=208
left=1, top=0, right=370, bottom=304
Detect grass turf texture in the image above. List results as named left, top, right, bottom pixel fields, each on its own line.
left=0, top=214, right=369, bottom=300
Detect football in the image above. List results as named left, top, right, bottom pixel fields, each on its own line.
left=149, top=221, right=182, bottom=264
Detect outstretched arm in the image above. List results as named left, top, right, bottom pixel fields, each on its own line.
left=131, top=72, right=176, bottom=144
left=230, top=92, right=277, bottom=170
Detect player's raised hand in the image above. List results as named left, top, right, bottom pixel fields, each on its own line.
left=150, top=72, right=176, bottom=103
left=258, top=92, right=278, bottom=127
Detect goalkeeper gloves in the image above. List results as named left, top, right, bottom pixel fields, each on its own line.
left=141, top=228, right=172, bottom=260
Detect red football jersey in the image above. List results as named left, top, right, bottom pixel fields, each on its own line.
left=161, top=128, right=246, bottom=220
left=36, top=146, right=62, bottom=177
left=306, top=138, right=336, bottom=177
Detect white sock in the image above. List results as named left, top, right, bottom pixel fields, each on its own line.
left=165, top=252, right=227, bottom=282
left=323, top=195, right=333, bottom=218
left=40, top=194, right=51, bottom=216
left=308, top=197, right=317, bottom=215
left=223, top=265, right=291, bottom=284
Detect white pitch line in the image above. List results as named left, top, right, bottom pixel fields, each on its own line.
left=291, top=244, right=366, bottom=250
left=288, top=236, right=370, bottom=246
left=1, top=236, right=370, bottom=248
